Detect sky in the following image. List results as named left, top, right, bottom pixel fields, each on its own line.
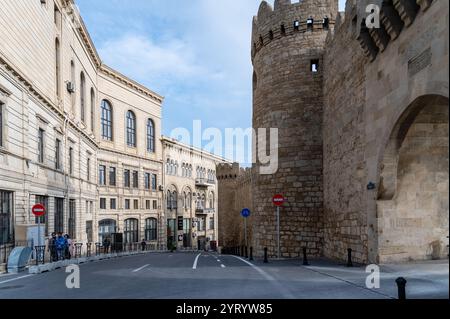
left=76, top=0, right=346, bottom=163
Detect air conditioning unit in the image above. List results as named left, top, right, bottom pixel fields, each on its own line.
left=158, top=185, right=164, bottom=191
left=66, top=82, right=76, bottom=93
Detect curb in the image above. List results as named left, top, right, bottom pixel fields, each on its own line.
left=28, top=250, right=156, bottom=274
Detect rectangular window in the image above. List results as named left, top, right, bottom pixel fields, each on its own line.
left=100, top=198, right=106, bottom=210
left=153, top=200, right=157, bottom=210
left=132, top=171, right=139, bottom=188
left=209, top=217, right=215, bottom=230
left=124, top=169, right=130, bottom=188
left=86, top=221, right=93, bottom=243
left=144, top=173, right=150, bottom=190
left=54, top=198, right=64, bottom=233
left=146, top=200, right=151, bottom=210
left=99, top=165, right=106, bottom=186
left=69, top=147, right=73, bottom=175
left=133, top=199, right=139, bottom=210
left=109, top=167, right=116, bottom=186
left=152, top=174, right=157, bottom=191
left=55, top=139, right=61, bottom=170
left=68, top=199, right=76, bottom=239
left=110, top=198, right=116, bottom=210
left=0, top=190, right=14, bottom=245
left=87, top=157, right=91, bottom=181
left=38, top=128, right=45, bottom=163
left=125, top=199, right=130, bottom=210
left=35, top=195, right=49, bottom=236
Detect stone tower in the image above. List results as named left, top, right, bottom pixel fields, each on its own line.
left=251, top=0, right=338, bottom=258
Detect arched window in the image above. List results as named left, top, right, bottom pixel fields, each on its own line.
left=182, top=164, right=185, bottom=177
left=209, top=192, right=215, bottom=209
left=126, top=111, right=136, bottom=147
left=201, top=194, right=206, bottom=209
left=183, top=192, right=187, bottom=208
left=187, top=192, right=191, bottom=209
left=172, top=192, right=178, bottom=210
left=124, top=218, right=139, bottom=243
left=80, top=72, right=86, bottom=123
left=101, top=100, right=113, bottom=141
left=166, top=159, right=170, bottom=174
left=189, top=165, right=193, bottom=177
left=90, top=88, right=95, bottom=133
left=174, top=162, right=178, bottom=176
left=98, top=219, right=116, bottom=243
left=55, top=39, right=61, bottom=99
left=145, top=218, right=157, bottom=241
left=167, top=191, right=172, bottom=209
left=147, top=119, right=155, bottom=153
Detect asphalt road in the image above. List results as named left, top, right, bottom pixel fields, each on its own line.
left=0, top=252, right=448, bottom=299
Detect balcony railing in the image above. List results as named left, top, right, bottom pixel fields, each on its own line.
left=195, top=178, right=215, bottom=187
left=195, top=208, right=215, bottom=214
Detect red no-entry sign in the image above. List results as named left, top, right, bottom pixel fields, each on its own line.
left=32, top=204, right=46, bottom=217
left=272, top=194, right=285, bottom=207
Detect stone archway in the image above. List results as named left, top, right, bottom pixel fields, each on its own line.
left=377, top=95, right=449, bottom=263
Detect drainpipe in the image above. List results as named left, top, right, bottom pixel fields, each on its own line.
left=63, top=114, right=70, bottom=234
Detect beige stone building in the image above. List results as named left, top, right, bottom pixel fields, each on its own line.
left=162, top=137, right=227, bottom=251
left=0, top=0, right=165, bottom=249
left=218, top=0, right=448, bottom=264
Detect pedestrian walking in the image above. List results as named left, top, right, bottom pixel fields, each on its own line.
left=47, top=233, right=57, bottom=262
left=55, top=232, right=66, bottom=261
left=65, top=234, right=74, bottom=259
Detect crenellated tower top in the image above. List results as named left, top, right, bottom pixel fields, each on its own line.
left=252, top=0, right=339, bottom=59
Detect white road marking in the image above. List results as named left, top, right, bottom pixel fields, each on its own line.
left=132, top=264, right=150, bottom=273
left=221, top=264, right=226, bottom=268
left=217, top=260, right=221, bottom=262
left=231, top=256, right=296, bottom=299
left=0, top=274, right=34, bottom=285
left=193, top=253, right=202, bottom=269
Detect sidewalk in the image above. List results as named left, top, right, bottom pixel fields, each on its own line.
left=249, top=257, right=449, bottom=299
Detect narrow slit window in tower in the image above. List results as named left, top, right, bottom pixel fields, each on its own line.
left=307, top=16, right=314, bottom=30
left=281, top=24, right=286, bottom=36
left=323, top=16, right=329, bottom=30
left=311, top=59, right=319, bottom=73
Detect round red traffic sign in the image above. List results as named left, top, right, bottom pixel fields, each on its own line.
left=32, top=204, right=46, bottom=217
left=272, top=194, right=285, bottom=207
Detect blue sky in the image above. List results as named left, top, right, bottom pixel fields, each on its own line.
left=76, top=0, right=346, bottom=162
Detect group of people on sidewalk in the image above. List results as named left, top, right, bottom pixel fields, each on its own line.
left=47, top=232, right=74, bottom=261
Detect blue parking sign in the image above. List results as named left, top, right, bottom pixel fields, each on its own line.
left=241, top=208, right=251, bottom=218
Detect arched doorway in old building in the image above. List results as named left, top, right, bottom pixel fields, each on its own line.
left=377, top=95, right=449, bottom=262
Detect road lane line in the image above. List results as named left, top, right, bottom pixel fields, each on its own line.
left=217, top=259, right=221, bottom=262
left=193, top=253, right=202, bottom=269
left=230, top=256, right=295, bottom=299
left=0, top=274, right=34, bottom=285
left=132, top=264, right=150, bottom=273
left=221, top=264, right=226, bottom=268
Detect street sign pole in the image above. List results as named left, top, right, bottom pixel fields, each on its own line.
left=38, top=216, right=41, bottom=247
left=244, top=217, right=247, bottom=250
left=277, top=206, right=280, bottom=259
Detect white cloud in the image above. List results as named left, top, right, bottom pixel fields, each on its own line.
left=98, top=34, right=210, bottom=91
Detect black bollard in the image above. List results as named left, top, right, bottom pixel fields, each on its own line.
left=241, top=246, right=244, bottom=257
left=245, top=246, right=248, bottom=259
left=347, top=248, right=353, bottom=267
left=396, top=277, right=407, bottom=300
left=237, top=246, right=240, bottom=256
left=264, top=247, right=268, bottom=263
left=302, top=247, right=309, bottom=266
left=250, top=247, right=254, bottom=261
